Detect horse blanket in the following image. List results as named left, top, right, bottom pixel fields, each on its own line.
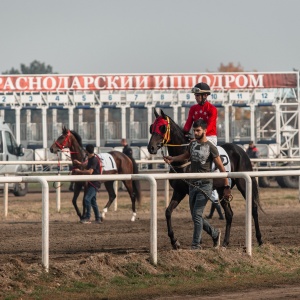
left=97, top=153, right=117, bottom=171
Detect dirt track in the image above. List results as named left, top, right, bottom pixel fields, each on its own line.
left=0, top=187, right=300, bottom=299
left=1, top=187, right=300, bottom=263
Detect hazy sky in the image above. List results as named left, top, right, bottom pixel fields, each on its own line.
left=1, top=0, right=299, bottom=74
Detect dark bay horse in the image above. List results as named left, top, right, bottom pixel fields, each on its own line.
left=50, top=127, right=141, bottom=221
left=147, top=109, right=263, bottom=249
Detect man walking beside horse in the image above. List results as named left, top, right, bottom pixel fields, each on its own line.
left=164, top=119, right=231, bottom=250
left=73, top=144, right=102, bottom=224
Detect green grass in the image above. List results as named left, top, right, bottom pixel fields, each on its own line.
left=0, top=245, right=300, bottom=300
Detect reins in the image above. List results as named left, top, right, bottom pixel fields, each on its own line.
left=159, top=146, right=212, bottom=201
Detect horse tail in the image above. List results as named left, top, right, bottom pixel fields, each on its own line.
left=235, top=144, right=264, bottom=213
left=129, top=156, right=142, bottom=204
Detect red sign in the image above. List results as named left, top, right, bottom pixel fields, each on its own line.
left=0, top=72, right=297, bottom=92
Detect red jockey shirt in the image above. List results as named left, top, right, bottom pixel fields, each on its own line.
left=183, top=101, right=217, bottom=136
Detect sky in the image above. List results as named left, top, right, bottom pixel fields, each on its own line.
left=1, top=0, right=299, bottom=75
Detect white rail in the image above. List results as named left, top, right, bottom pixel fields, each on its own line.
left=1, top=170, right=300, bottom=272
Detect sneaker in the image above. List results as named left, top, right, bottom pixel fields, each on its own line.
left=213, top=230, right=221, bottom=248
left=205, top=215, right=213, bottom=219
left=95, top=218, right=103, bottom=224
left=191, top=245, right=202, bottom=250
left=80, top=218, right=91, bottom=224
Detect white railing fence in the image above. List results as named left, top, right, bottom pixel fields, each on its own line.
left=1, top=170, right=300, bottom=272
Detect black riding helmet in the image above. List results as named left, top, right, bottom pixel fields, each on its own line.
left=191, top=82, right=211, bottom=95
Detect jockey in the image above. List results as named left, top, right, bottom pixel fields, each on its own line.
left=183, top=82, right=223, bottom=219
left=183, top=82, right=218, bottom=146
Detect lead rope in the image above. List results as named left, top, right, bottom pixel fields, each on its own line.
left=160, top=146, right=212, bottom=201
left=161, top=145, right=233, bottom=204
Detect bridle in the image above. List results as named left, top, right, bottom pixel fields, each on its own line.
left=154, top=116, right=189, bottom=148
left=162, top=116, right=171, bottom=145
left=55, top=130, right=72, bottom=150
left=54, top=130, right=81, bottom=159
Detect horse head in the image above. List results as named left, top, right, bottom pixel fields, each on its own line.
left=147, top=108, right=187, bottom=155
left=50, top=126, right=72, bottom=154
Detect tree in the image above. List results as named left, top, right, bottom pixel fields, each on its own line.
left=2, top=60, right=57, bottom=74
left=217, top=62, right=244, bottom=72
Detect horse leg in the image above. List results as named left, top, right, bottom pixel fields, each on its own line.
left=122, top=179, right=137, bottom=221
left=102, top=181, right=116, bottom=218
left=72, top=182, right=83, bottom=220
left=219, top=197, right=234, bottom=247
left=166, top=194, right=186, bottom=250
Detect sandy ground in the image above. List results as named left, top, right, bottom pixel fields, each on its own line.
left=0, top=186, right=300, bottom=299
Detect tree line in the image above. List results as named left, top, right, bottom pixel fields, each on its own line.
left=2, top=61, right=246, bottom=75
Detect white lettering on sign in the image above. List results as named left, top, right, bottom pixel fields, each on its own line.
left=0, top=73, right=296, bottom=91
left=28, top=77, right=42, bottom=90
left=83, top=77, right=94, bottom=89
left=43, top=77, right=56, bottom=90
left=120, top=76, right=134, bottom=89
left=154, top=76, right=169, bottom=89
left=57, top=77, right=69, bottom=90
left=3, top=77, right=15, bottom=90
left=70, top=77, right=83, bottom=89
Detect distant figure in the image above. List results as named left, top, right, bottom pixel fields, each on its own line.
left=121, top=138, right=133, bottom=158
left=120, top=138, right=139, bottom=192
left=246, top=141, right=259, bottom=159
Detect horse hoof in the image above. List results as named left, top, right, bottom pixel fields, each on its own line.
left=131, top=212, right=137, bottom=222
left=172, top=240, right=181, bottom=250
left=102, top=208, right=108, bottom=219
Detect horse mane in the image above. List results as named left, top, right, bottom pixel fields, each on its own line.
left=170, top=116, right=185, bottom=136
left=70, top=130, right=83, bottom=148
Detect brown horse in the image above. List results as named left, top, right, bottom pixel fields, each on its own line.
left=50, top=126, right=141, bottom=221
left=147, top=109, right=263, bottom=249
